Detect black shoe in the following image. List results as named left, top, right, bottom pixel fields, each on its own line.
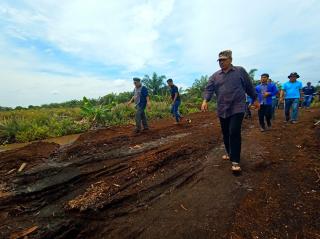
left=142, top=128, right=149, bottom=131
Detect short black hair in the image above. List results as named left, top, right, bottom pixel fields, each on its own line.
left=167, top=78, right=173, bottom=83
left=133, top=77, right=141, bottom=82
left=261, top=73, right=269, bottom=78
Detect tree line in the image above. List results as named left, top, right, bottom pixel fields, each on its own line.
left=2, top=69, right=307, bottom=111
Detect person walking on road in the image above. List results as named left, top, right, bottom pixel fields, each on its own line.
left=280, top=72, right=303, bottom=124
left=201, top=50, right=258, bottom=173
left=302, top=82, right=315, bottom=109
left=127, top=77, right=151, bottom=133
left=256, top=74, right=278, bottom=132
left=167, top=79, right=182, bottom=124
left=268, top=78, right=279, bottom=120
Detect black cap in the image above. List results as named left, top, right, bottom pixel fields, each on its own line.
left=133, top=77, right=141, bottom=82
left=167, top=78, right=173, bottom=83
left=261, top=73, right=269, bottom=78
left=288, top=72, right=300, bottom=78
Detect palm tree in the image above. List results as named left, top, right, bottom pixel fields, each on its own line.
left=186, top=75, right=209, bottom=98
left=248, top=69, right=258, bottom=81
left=248, top=69, right=260, bottom=86
left=142, top=72, right=166, bottom=95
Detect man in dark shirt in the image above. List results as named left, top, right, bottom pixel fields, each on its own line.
left=127, top=77, right=150, bottom=133
left=167, top=78, right=181, bottom=123
left=201, top=50, right=258, bottom=172
left=302, top=82, right=315, bottom=108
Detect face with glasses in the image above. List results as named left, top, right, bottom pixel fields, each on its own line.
left=218, top=57, right=232, bottom=71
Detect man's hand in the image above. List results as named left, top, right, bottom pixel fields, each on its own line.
left=147, top=101, right=151, bottom=111
left=263, top=92, right=271, bottom=98
left=201, top=100, right=208, bottom=112
left=127, top=101, right=132, bottom=106
left=250, top=101, right=260, bottom=110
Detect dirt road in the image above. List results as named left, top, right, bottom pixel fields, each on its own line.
left=0, top=109, right=319, bottom=239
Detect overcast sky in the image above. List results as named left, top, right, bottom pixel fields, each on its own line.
left=1, top=0, right=319, bottom=107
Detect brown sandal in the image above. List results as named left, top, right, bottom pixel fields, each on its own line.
left=231, top=163, right=241, bottom=172
left=222, top=155, right=230, bottom=160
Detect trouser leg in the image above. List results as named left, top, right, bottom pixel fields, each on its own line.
left=140, top=107, right=148, bottom=129
left=135, top=107, right=142, bottom=130
left=291, top=99, right=299, bottom=121
left=228, top=113, right=244, bottom=163
left=258, top=105, right=266, bottom=129
left=265, top=105, right=272, bottom=127
left=219, top=116, right=230, bottom=156
left=284, top=99, right=293, bottom=122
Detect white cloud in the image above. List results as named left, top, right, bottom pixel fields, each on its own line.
left=0, top=36, right=133, bottom=107
left=1, top=68, right=132, bottom=107
left=1, top=0, right=175, bottom=71
left=1, top=0, right=320, bottom=107
left=163, top=0, right=320, bottom=84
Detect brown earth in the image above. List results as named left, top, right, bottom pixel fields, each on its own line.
left=0, top=109, right=319, bottom=239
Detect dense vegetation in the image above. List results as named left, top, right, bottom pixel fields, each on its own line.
left=0, top=73, right=213, bottom=144
left=1, top=71, right=318, bottom=144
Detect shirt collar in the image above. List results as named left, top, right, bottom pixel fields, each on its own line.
left=218, top=65, right=236, bottom=74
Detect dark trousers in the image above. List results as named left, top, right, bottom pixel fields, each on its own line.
left=258, top=104, right=272, bottom=129
left=219, top=113, right=244, bottom=163
left=135, top=106, right=148, bottom=130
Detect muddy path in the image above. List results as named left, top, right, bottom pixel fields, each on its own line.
left=0, top=110, right=319, bottom=239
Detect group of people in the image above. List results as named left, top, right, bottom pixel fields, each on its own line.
left=127, top=77, right=182, bottom=133
left=245, top=72, right=317, bottom=130
left=128, top=49, right=318, bottom=173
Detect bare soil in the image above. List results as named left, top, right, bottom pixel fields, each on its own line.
left=0, top=109, right=319, bottom=239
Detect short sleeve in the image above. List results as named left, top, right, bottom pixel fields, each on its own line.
left=141, top=86, right=148, bottom=97
left=282, top=83, right=287, bottom=91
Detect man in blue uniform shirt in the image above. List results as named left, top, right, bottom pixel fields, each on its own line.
left=256, top=73, right=278, bottom=131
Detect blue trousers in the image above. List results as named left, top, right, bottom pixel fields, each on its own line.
left=284, top=98, right=299, bottom=121
left=271, top=98, right=278, bottom=119
left=303, top=95, right=313, bottom=108
left=171, top=100, right=181, bottom=122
